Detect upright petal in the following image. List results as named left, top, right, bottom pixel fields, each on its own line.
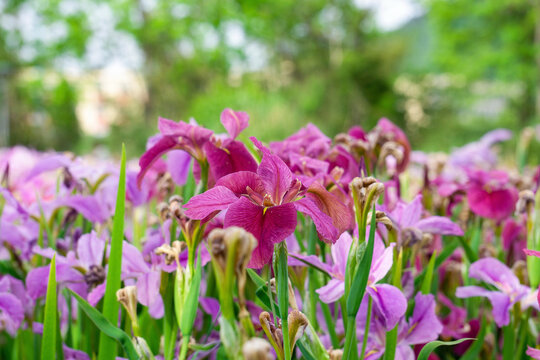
left=184, top=186, right=238, bottom=220
left=251, top=137, right=293, bottom=204
left=77, top=231, right=105, bottom=269
left=400, top=195, right=423, bottom=228
left=220, top=108, right=249, bottom=139
left=367, top=284, right=407, bottom=330
left=468, top=258, right=521, bottom=292
left=370, top=243, right=395, bottom=284
left=416, top=216, right=463, bottom=236
left=137, top=271, right=164, bottom=318
left=60, top=195, right=110, bottom=223
left=331, top=232, right=353, bottom=276
left=216, top=171, right=264, bottom=196
left=205, top=140, right=258, bottom=182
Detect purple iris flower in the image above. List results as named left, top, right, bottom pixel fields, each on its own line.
left=359, top=292, right=443, bottom=360
left=385, top=194, right=463, bottom=244
left=291, top=231, right=407, bottom=330
left=185, top=137, right=351, bottom=268
left=137, top=109, right=258, bottom=187
left=456, top=257, right=535, bottom=327
left=0, top=276, right=26, bottom=336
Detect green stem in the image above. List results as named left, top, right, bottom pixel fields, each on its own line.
left=343, top=316, right=358, bottom=360
left=359, top=296, right=372, bottom=360
left=320, top=301, right=339, bottom=348
left=179, top=336, right=189, bottom=360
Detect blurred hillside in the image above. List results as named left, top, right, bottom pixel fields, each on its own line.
left=0, top=0, right=538, bottom=160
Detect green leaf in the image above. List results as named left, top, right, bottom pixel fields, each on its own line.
left=275, top=242, right=291, bottom=359
left=383, top=324, right=398, bottom=360
left=420, top=250, right=437, bottom=294
left=296, top=340, right=317, bottom=360
left=41, top=254, right=57, bottom=360
left=98, top=144, right=127, bottom=360
left=417, top=338, right=475, bottom=360
left=180, top=250, right=203, bottom=336
left=346, top=208, right=376, bottom=316
left=247, top=268, right=266, bottom=288
left=502, top=323, right=515, bottom=360
left=68, top=290, right=139, bottom=360
left=182, top=163, right=196, bottom=202
left=254, top=285, right=281, bottom=317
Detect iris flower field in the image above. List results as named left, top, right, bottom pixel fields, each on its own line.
left=1, top=109, right=540, bottom=360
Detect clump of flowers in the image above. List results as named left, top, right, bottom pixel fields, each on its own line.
left=0, top=108, right=539, bottom=360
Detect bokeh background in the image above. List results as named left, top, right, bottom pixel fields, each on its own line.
left=1, top=0, right=539, bottom=159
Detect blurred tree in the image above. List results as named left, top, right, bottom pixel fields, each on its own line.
left=427, top=0, right=539, bottom=126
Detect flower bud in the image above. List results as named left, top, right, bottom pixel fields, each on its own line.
left=516, top=190, right=535, bottom=215
left=155, top=241, right=185, bottom=266
left=287, top=310, right=308, bottom=350
left=329, top=349, right=343, bottom=360
left=402, top=227, right=423, bottom=247
left=157, top=202, right=170, bottom=222
left=117, top=286, right=139, bottom=335
left=242, top=338, right=274, bottom=360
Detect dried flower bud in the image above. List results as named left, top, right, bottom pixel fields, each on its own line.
left=117, top=286, right=138, bottom=331
left=157, top=202, right=170, bottom=222
left=366, top=210, right=393, bottom=230
left=402, top=227, right=423, bottom=247
left=478, top=243, right=497, bottom=259
left=516, top=190, right=535, bottom=215
left=287, top=310, right=308, bottom=349
left=329, top=349, right=343, bottom=360
left=168, top=195, right=184, bottom=220
left=334, top=133, right=351, bottom=146
left=242, top=338, right=274, bottom=360
left=208, top=228, right=228, bottom=270
left=512, top=260, right=528, bottom=284
left=379, top=141, right=404, bottom=166
left=155, top=241, right=185, bottom=265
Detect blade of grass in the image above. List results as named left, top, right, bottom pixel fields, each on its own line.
left=41, top=254, right=57, bottom=360
left=98, top=144, right=127, bottom=360
left=275, top=242, right=290, bottom=359
left=68, top=290, right=139, bottom=360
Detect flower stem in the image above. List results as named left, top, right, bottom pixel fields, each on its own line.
left=359, top=296, right=373, bottom=360
left=343, top=315, right=358, bottom=360
left=179, top=336, right=189, bottom=360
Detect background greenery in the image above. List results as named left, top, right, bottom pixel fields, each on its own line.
left=0, top=0, right=538, bottom=159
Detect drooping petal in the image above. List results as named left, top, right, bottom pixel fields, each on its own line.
left=367, top=284, right=407, bottom=331
left=184, top=186, right=238, bottom=220
left=60, top=195, right=111, bottom=223
left=224, top=197, right=296, bottom=268
left=416, top=216, right=463, bottom=236
left=137, top=135, right=180, bottom=186
left=404, top=293, right=443, bottom=345
left=88, top=283, right=106, bottom=306
left=295, top=197, right=339, bottom=242
left=467, top=184, right=518, bottom=221
left=306, top=181, right=352, bottom=236
left=316, top=279, right=345, bottom=303
left=122, top=242, right=150, bottom=274
left=456, top=285, right=512, bottom=327
left=524, top=249, right=540, bottom=258
left=220, top=108, right=249, bottom=139
left=288, top=253, right=332, bottom=275
left=527, top=347, right=540, bottom=360
left=0, top=293, right=24, bottom=336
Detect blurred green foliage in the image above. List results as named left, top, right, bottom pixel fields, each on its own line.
left=0, top=0, right=539, bottom=160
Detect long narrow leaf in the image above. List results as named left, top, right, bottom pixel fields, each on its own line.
left=180, top=250, right=203, bottom=336
left=68, top=290, right=139, bottom=360
left=461, top=316, right=487, bottom=360
left=98, top=144, right=127, bottom=360
left=417, top=338, right=475, bottom=360
left=346, top=208, right=376, bottom=316
left=41, top=254, right=57, bottom=360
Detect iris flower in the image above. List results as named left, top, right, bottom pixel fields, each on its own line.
left=184, top=137, right=351, bottom=268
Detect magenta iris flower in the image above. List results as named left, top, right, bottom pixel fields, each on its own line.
left=456, top=257, right=535, bottom=327
left=137, top=109, right=257, bottom=187
left=466, top=169, right=518, bottom=221
left=184, top=137, right=351, bottom=268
